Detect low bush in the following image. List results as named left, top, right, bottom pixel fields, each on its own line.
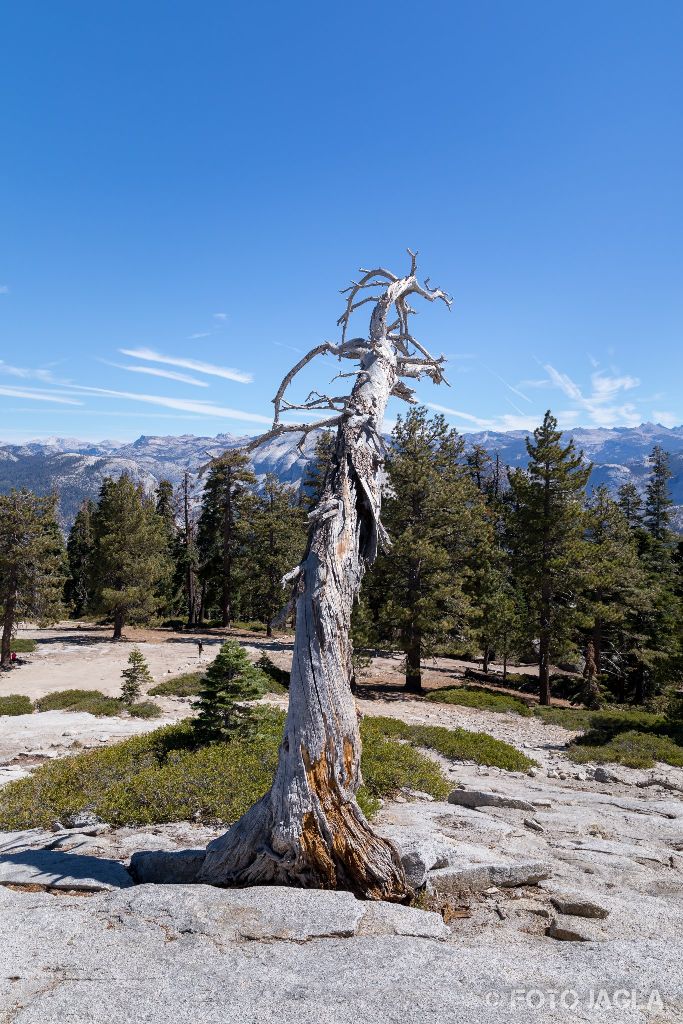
left=36, top=689, right=112, bottom=712
left=148, top=672, right=205, bottom=698
left=35, top=688, right=126, bottom=717
left=256, top=653, right=290, bottom=692
left=128, top=701, right=162, bottom=719
left=359, top=719, right=450, bottom=806
left=364, top=716, right=536, bottom=772
left=426, top=685, right=532, bottom=717
left=67, top=696, right=123, bottom=716
left=0, top=694, right=33, bottom=716
left=0, top=709, right=450, bottom=829
left=535, top=706, right=665, bottom=733
left=10, top=638, right=37, bottom=653
left=568, top=730, right=683, bottom=770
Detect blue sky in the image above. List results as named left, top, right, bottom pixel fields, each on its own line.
left=1, top=1, right=682, bottom=443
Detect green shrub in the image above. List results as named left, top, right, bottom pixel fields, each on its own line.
left=534, top=706, right=665, bottom=733
left=69, top=696, right=123, bottom=717
left=568, top=730, right=683, bottom=770
left=35, top=688, right=122, bottom=717
left=148, top=672, right=205, bottom=697
left=364, top=716, right=535, bottom=772
left=36, top=689, right=111, bottom=712
left=359, top=720, right=450, bottom=802
left=0, top=709, right=451, bottom=829
left=426, top=685, right=531, bottom=716
left=128, top=701, right=162, bottom=719
left=256, top=653, right=290, bottom=692
left=0, top=704, right=533, bottom=831
left=0, top=694, right=34, bottom=716
left=533, top=706, right=596, bottom=730
left=10, top=638, right=37, bottom=653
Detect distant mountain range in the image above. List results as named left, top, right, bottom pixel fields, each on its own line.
left=1, top=423, right=682, bottom=531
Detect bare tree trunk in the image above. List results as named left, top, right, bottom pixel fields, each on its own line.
left=592, top=623, right=602, bottom=675
left=538, top=634, right=551, bottom=705
left=1, top=592, right=16, bottom=669
left=112, top=609, right=124, bottom=641
left=183, top=472, right=198, bottom=627
left=538, top=578, right=551, bottom=705
left=404, top=628, right=422, bottom=694
left=200, top=254, right=450, bottom=900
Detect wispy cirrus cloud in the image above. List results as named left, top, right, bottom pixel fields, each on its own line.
left=544, top=363, right=641, bottom=426
left=119, top=347, right=252, bottom=384
left=68, top=384, right=270, bottom=423
left=0, top=360, right=56, bottom=383
left=103, top=362, right=209, bottom=387
left=426, top=402, right=538, bottom=432
left=0, top=285, right=9, bottom=295
left=0, top=385, right=82, bottom=405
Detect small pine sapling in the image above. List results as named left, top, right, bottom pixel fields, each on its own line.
left=120, top=648, right=153, bottom=705
left=193, top=640, right=263, bottom=742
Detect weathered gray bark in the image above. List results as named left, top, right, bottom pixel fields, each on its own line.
left=200, top=253, right=450, bottom=900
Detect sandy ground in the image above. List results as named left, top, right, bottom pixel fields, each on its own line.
left=3, top=622, right=227, bottom=700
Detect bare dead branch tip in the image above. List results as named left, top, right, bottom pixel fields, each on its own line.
left=243, top=250, right=452, bottom=454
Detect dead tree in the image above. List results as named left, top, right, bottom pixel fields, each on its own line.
left=199, top=251, right=451, bottom=900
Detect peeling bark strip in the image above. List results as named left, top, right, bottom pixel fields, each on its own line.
left=199, top=252, right=451, bottom=900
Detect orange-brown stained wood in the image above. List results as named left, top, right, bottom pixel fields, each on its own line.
left=301, top=740, right=411, bottom=901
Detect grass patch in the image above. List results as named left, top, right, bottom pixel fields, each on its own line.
left=0, top=709, right=451, bottom=829
left=568, top=730, right=683, bottom=770
left=148, top=672, right=204, bottom=698
left=364, top=716, right=535, bottom=772
left=35, top=689, right=120, bottom=715
left=256, top=653, right=290, bottom=692
left=560, top=708, right=683, bottom=769
left=359, top=719, right=450, bottom=811
left=426, top=685, right=532, bottom=717
left=35, top=688, right=158, bottom=718
left=534, top=704, right=683, bottom=769
left=534, top=706, right=665, bottom=733
left=128, top=701, right=162, bottom=719
left=0, top=694, right=33, bottom=716
left=10, top=638, right=37, bottom=653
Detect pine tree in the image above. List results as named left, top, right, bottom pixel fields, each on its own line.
left=644, top=445, right=673, bottom=541
left=120, top=647, right=153, bottom=705
left=197, top=451, right=256, bottom=627
left=581, top=484, right=649, bottom=701
left=246, top=475, right=306, bottom=636
left=175, top=471, right=201, bottom=626
left=193, top=640, right=262, bottom=742
left=369, top=408, right=485, bottom=692
left=155, top=479, right=176, bottom=536
left=467, top=542, right=523, bottom=676
left=617, top=482, right=643, bottom=528
left=466, top=444, right=492, bottom=493
left=90, top=474, right=173, bottom=639
left=507, top=411, right=591, bottom=705
left=65, top=498, right=96, bottom=616
left=0, top=490, right=67, bottom=669
left=154, top=479, right=177, bottom=618
left=300, top=431, right=335, bottom=511
left=625, top=450, right=681, bottom=704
